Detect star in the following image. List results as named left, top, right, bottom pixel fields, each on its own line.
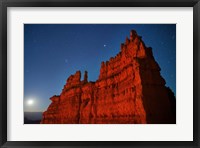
left=104, top=44, right=107, bottom=47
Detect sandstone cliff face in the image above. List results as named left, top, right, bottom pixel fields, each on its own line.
left=41, top=30, right=176, bottom=124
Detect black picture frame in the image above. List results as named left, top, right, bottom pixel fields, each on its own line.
left=0, top=0, right=199, bottom=147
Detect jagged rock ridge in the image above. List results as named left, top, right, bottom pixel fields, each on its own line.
left=41, top=30, right=176, bottom=124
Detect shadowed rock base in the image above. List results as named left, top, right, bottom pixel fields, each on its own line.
left=41, top=30, right=176, bottom=124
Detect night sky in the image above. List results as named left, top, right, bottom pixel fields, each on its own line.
left=24, top=24, right=176, bottom=112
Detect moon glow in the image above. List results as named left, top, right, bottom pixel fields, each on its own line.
left=27, top=99, right=34, bottom=106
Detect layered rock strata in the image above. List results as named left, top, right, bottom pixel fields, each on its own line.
left=41, top=30, right=176, bottom=124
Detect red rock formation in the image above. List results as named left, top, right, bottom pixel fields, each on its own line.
left=41, top=30, right=176, bottom=124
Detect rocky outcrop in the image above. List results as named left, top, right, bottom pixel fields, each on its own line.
left=41, top=30, right=176, bottom=124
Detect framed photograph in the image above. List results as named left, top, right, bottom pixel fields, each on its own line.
left=0, top=0, right=199, bottom=147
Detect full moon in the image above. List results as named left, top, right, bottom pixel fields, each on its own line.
left=27, top=99, right=34, bottom=106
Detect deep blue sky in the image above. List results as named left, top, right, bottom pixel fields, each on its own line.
left=24, top=24, right=176, bottom=112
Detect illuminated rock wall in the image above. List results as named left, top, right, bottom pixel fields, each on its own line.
left=41, top=30, right=176, bottom=124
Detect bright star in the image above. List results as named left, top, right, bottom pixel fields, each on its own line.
left=104, top=44, right=106, bottom=47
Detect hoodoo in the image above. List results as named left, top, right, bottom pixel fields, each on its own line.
left=41, top=30, right=176, bottom=124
